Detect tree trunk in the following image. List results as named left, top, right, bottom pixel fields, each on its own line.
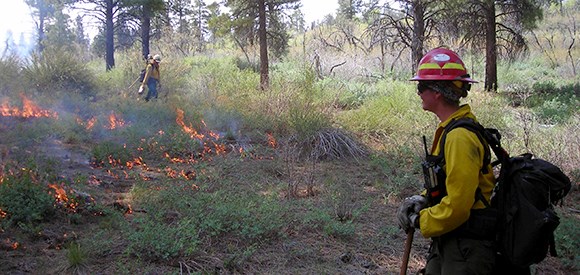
left=484, top=0, right=498, bottom=91
left=105, top=0, right=115, bottom=71
left=197, top=3, right=204, bottom=52
left=142, top=4, right=152, bottom=59
left=258, top=0, right=269, bottom=90
left=411, top=1, right=426, bottom=74
left=37, top=12, right=46, bottom=53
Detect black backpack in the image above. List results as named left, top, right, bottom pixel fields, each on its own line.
left=138, top=64, right=159, bottom=83
left=440, top=118, right=572, bottom=268
left=138, top=68, right=147, bottom=83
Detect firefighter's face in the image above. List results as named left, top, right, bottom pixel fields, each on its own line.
left=417, top=83, right=437, bottom=112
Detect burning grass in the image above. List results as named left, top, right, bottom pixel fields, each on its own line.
left=0, top=94, right=58, bottom=119
left=0, top=110, right=577, bottom=274
left=0, top=73, right=577, bottom=275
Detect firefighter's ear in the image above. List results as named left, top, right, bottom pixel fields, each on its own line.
left=432, top=90, right=443, bottom=100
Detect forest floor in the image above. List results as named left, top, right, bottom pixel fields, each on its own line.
left=0, top=119, right=578, bottom=275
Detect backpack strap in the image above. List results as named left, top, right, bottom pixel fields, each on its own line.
left=475, top=187, right=491, bottom=208
left=439, top=118, right=492, bottom=174
left=439, top=118, right=499, bottom=206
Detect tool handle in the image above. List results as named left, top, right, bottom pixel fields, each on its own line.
left=400, top=229, right=414, bottom=275
left=422, top=135, right=429, bottom=156
left=128, top=77, right=140, bottom=90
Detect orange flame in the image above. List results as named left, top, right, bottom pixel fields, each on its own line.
left=212, top=142, right=227, bottom=155
left=266, top=132, right=277, bottom=148
left=48, top=183, right=79, bottom=212
left=125, top=157, right=144, bottom=169
left=76, top=116, right=97, bottom=130
left=165, top=167, right=178, bottom=178
left=108, top=155, right=122, bottom=167
left=163, top=152, right=190, bottom=163
left=106, top=112, right=126, bottom=130
left=126, top=204, right=133, bottom=215
left=175, top=109, right=204, bottom=139
left=2, top=238, right=19, bottom=250
left=180, top=170, right=196, bottom=180
left=88, top=175, right=100, bottom=185
left=174, top=109, right=226, bottom=160
left=0, top=94, right=58, bottom=118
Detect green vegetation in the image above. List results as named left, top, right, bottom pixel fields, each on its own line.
left=64, top=242, right=89, bottom=273
left=0, top=3, right=578, bottom=274
left=0, top=170, right=54, bottom=230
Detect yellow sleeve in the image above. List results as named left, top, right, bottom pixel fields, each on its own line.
left=418, top=128, right=484, bottom=238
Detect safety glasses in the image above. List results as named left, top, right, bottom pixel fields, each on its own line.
left=417, top=82, right=432, bottom=94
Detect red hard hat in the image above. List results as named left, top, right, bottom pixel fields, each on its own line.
left=410, top=48, right=478, bottom=83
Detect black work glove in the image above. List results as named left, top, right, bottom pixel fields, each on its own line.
left=397, top=195, right=427, bottom=233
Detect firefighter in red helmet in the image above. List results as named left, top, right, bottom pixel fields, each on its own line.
left=397, top=48, right=501, bottom=274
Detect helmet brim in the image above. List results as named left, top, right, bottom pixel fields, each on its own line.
left=409, top=75, right=478, bottom=83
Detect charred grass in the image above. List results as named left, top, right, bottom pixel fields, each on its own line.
left=1, top=114, right=577, bottom=274
left=0, top=56, right=578, bottom=274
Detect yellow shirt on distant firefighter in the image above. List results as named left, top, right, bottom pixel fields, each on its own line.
left=142, top=63, right=160, bottom=85
left=418, top=104, right=496, bottom=238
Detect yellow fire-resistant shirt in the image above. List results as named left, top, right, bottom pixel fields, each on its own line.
left=418, top=104, right=496, bottom=238
left=142, top=62, right=160, bottom=85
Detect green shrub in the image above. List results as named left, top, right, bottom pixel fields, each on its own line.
left=0, top=55, right=27, bottom=97
left=532, top=81, right=559, bottom=95
left=126, top=182, right=289, bottom=261
left=186, top=56, right=258, bottom=105
left=555, top=211, right=580, bottom=270
left=22, top=49, right=97, bottom=98
left=467, top=90, right=511, bottom=130
left=502, top=81, right=580, bottom=124
left=302, top=206, right=357, bottom=240
left=91, top=141, right=134, bottom=167
left=337, top=81, right=431, bottom=138
left=234, top=56, right=259, bottom=72
left=317, top=79, right=377, bottom=109
left=531, top=81, right=579, bottom=98
left=323, top=219, right=356, bottom=239
left=0, top=171, right=54, bottom=229
left=533, top=98, right=569, bottom=123
left=65, top=242, right=88, bottom=272
left=369, top=151, right=422, bottom=196
left=287, top=104, right=332, bottom=139
left=127, top=215, right=200, bottom=260
left=500, top=83, right=533, bottom=107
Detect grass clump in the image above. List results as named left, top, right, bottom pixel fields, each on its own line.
left=90, top=141, right=134, bottom=168
left=127, top=214, right=199, bottom=260
left=302, top=204, right=358, bottom=240
left=337, top=80, right=430, bottom=137
left=0, top=170, right=54, bottom=230
left=285, top=128, right=368, bottom=161
left=22, top=49, right=97, bottom=99
left=126, top=180, right=290, bottom=262
left=64, top=242, right=89, bottom=274
left=0, top=55, right=27, bottom=97
left=369, top=151, right=422, bottom=197
left=555, top=211, right=580, bottom=271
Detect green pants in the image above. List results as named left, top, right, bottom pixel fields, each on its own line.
left=424, top=235, right=495, bottom=275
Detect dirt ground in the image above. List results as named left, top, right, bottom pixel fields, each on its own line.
left=0, top=137, right=577, bottom=274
